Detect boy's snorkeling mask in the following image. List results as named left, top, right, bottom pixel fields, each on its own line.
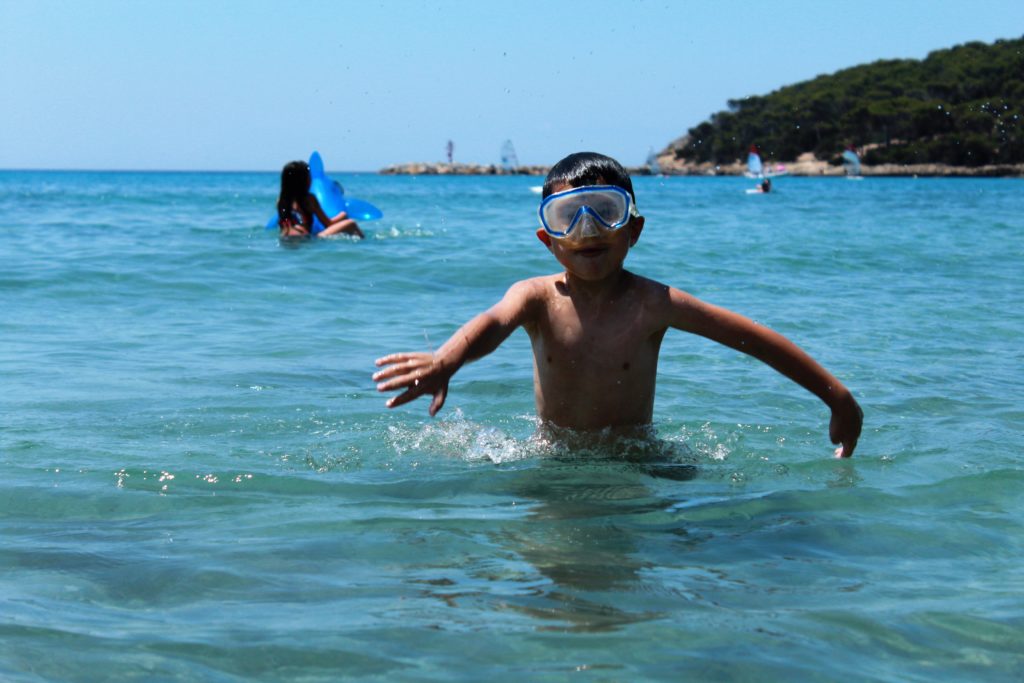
left=538, top=185, right=639, bottom=240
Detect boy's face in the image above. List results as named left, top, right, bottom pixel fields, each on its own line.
left=536, top=182, right=644, bottom=282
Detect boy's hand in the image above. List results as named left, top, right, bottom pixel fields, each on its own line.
left=373, top=352, right=451, bottom=416
left=829, top=391, right=863, bottom=458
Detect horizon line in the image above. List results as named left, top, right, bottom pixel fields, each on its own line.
left=0, top=167, right=379, bottom=174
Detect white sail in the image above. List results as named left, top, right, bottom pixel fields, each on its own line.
left=500, top=140, right=519, bottom=172
left=746, top=149, right=763, bottom=178
left=646, top=147, right=661, bottom=175
left=842, top=149, right=862, bottom=176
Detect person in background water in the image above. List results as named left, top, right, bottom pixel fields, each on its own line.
left=760, top=178, right=772, bottom=193
left=277, top=161, right=364, bottom=239
left=374, top=151, right=862, bottom=457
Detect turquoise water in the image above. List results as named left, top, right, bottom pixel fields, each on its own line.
left=2, top=170, right=1022, bottom=681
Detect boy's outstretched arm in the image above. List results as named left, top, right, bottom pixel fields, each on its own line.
left=668, top=288, right=863, bottom=457
left=373, top=280, right=538, bottom=416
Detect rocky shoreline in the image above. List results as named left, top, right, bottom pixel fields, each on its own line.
left=653, top=151, right=1024, bottom=177
left=381, top=156, right=1024, bottom=178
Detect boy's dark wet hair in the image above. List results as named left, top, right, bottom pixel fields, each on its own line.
left=542, top=152, right=635, bottom=201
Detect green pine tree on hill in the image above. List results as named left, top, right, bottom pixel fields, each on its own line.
left=668, top=36, right=1024, bottom=167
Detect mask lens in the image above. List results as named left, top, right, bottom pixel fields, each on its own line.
left=539, top=186, right=632, bottom=238
left=588, top=194, right=625, bottom=224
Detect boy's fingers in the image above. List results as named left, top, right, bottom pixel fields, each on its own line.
left=834, top=437, right=857, bottom=458
left=428, top=387, right=447, bottom=416
left=376, top=374, right=423, bottom=392
left=385, top=387, right=420, bottom=409
left=376, top=377, right=402, bottom=392
left=373, top=358, right=430, bottom=383
left=375, top=353, right=412, bottom=367
left=372, top=364, right=408, bottom=382
left=374, top=352, right=442, bottom=412
left=374, top=365, right=422, bottom=383
left=375, top=352, right=425, bottom=367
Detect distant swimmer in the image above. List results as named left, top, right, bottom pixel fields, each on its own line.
left=374, top=152, right=862, bottom=458
left=746, top=178, right=772, bottom=194
left=276, top=161, right=364, bottom=239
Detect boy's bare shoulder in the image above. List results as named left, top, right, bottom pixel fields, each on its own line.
left=621, top=271, right=708, bottom=323
left=629, top=271, right=701, bottom=297
left=504, top=272, right=696, bottom=317
left=625, top=271, right=667, bottom=291
left=494, top=275, right=561, bottom=323
left=623, top=271, right=676, bottom=302
left=505, top=274, right=563, bottom=300
left=509, top=272, right=684, bottom=306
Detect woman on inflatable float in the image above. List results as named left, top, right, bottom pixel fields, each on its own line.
left=276, top=160, right=365, bottom=239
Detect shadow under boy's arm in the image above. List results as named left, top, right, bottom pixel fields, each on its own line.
left=669, top=288, right=863, bottom=456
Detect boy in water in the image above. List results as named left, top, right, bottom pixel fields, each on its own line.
left=374, top=152, right=863, bottom=457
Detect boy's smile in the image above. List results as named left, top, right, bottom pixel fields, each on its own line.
left=538, top=213, right=642, bottom=283
left=540, top=223, right=640, bottom=281
left=576, top=245, right=609, bottom=258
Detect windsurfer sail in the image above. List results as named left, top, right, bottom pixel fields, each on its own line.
left=842, top=147, right=862, bottom=177
left=646, top=147, right=661, bottom=175
left=500, top=140, right=519, bottom=172
left=745, top=144, right=788, bottom=180
left=746, top=145, right=764, bottom=178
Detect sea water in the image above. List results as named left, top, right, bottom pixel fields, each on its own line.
left=1, top=170, right=1022, bottom=682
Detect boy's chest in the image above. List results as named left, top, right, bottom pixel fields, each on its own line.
left=533, top=298, right=666, bottom=368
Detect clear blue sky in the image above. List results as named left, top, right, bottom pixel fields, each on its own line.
left=2, top=0, right=1022, bottom=171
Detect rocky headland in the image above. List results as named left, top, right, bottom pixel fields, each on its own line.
left=382, top=38, right=1023, bottom=179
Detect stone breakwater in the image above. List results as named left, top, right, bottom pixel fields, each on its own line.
left=379, top=162, right=656, bottom=176
left=380, top=163, right=549, bottom=176
left=654, top=152, right=1024, bottom=177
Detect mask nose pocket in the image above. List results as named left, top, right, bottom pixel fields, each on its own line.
left=574, top=209, right=602, bottom=238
